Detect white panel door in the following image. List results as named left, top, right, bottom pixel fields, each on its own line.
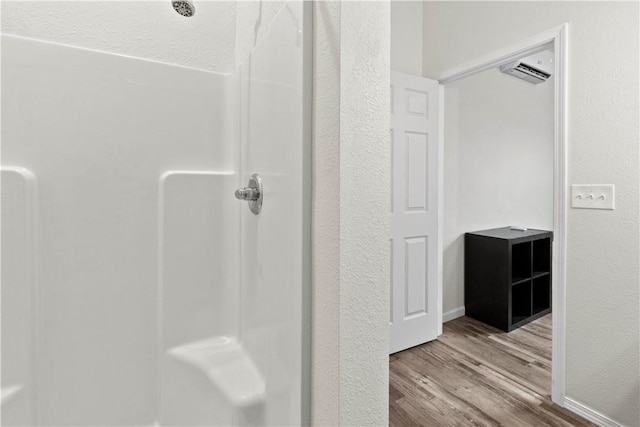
left=390, top=71, right=442, bottom=354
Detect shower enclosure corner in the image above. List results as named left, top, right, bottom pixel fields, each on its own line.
left=1, top=1, right=311, bottom=426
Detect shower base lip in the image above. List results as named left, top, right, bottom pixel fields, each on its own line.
left=167, top=336, right=265, bottom=408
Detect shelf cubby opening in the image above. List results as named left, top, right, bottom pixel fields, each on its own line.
left=511, top=242, right=531, bottom=283
left=532, top=238, right=551, bottom=276
left=511, top=281, right=532, bottom=325
left=533, top=275, right=551, bottom=315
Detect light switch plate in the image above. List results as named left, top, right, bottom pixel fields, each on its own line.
left=571, top=184, right=615, bottom=209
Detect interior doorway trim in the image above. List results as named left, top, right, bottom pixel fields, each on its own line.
left=435, top=23, right=569, bottom=406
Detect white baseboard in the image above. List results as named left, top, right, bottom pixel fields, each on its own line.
left=564, top=397, right=622, bottom=427
left=443, top=306, right=465, bottom=323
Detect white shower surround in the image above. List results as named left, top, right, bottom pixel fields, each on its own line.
left=1, top=1, right=237, bottom=72
left=1, top=2, right=307, bottom=425
left=1, top=1, right=288, bottom=73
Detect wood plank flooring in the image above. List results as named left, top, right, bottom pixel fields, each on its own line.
left=389, top=315, right=594, bottom=427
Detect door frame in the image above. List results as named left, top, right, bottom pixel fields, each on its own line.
left=434, top=23, right=569, bottom=406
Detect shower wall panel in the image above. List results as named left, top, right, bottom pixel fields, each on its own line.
left=1, top=167, right=38, bottom=426
left=238, top=2, right=304, bottom=424
left=159, top=170, right=240, bottom=426
left=1, top=35, right=235, bottom=426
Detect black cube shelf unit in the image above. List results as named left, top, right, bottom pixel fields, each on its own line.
left=464, top=227, right=553, bottom=332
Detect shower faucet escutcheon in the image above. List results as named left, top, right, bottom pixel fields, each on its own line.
left=235, top=173, right=263, bottom=215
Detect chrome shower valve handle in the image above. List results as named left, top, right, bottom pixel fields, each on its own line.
left=235, top=187, right=260, bottom=201
left=235, top=174, right=263, bottom=215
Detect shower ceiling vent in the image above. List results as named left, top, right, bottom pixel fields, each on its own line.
left=500, top=50, right=553, bottom=84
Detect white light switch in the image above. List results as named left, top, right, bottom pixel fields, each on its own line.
left=571, top=184, right=615, bottom=210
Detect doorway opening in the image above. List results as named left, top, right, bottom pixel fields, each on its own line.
left=436, top=24, right=568, bottom=405
left=389, top=24, right=569, bottom=424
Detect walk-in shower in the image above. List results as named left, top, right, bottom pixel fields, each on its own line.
left=1, top=1, right=311, bottom=425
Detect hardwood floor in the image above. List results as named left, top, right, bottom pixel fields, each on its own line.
left=389, top=315, right=594, bottom=427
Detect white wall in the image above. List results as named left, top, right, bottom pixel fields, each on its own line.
left=443, top=66, right=554, bottom=315
left=340, top=2, right=390, bottom=424
left=424, top=2, right=639, bottom=425
left=313, top=2, right=391, bottom=425
left=391, top=1, right=423, bottom=75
